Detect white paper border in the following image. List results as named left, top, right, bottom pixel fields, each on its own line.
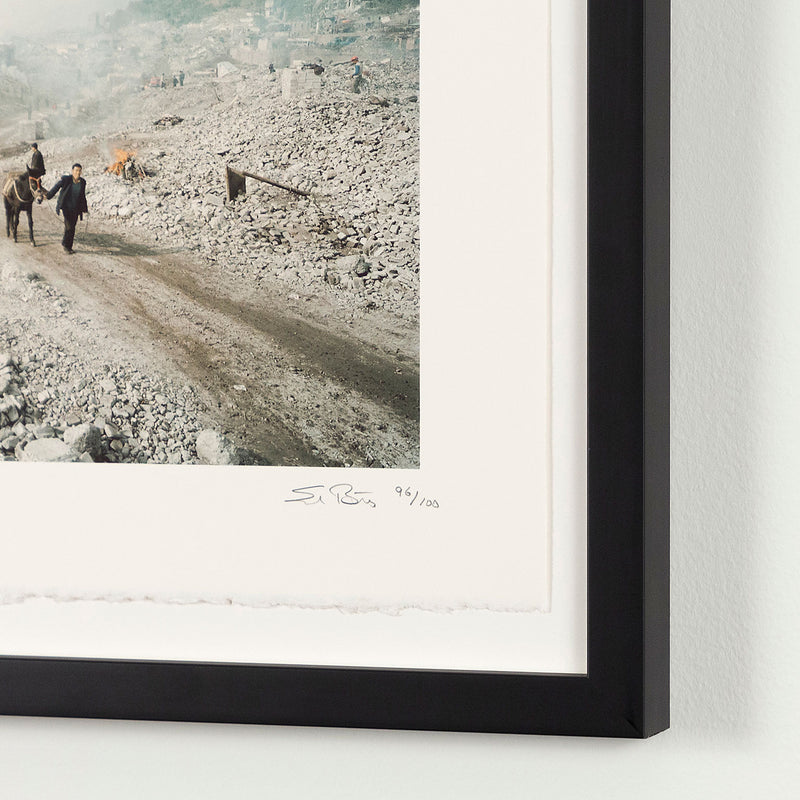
left=0, top=0, right=586, bottom=674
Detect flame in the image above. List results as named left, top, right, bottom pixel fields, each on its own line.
left=105, top=149, right=137, bottom=175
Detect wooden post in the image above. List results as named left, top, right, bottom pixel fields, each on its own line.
left=240, top=170, right=311, bottom=197
left=226, top=166, right=247, bottom=201
left=226, top=165, right=311, bottom=200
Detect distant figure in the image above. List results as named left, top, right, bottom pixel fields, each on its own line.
left=46, top=163, right=88, bottom=254
left=179, top=70, right=185, bottom=86
left=172, top=75, right=178, bottom=87
left=27, top=143, right=45, bottom=179
left=350, top=56, right=363, bottom=93
left=268, top=63, right=275, bottom=74
left=160, top=73, right=166, bottom=89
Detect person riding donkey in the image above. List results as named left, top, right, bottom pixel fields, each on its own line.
left=27, top=143, right=46, bottom=180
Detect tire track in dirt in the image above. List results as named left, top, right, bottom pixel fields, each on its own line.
left=124, top=240, right=419, bottom=422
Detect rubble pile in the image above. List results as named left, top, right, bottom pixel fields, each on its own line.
left=0, top=344, right=207, bottom=465
left=0, top=263, right=215, bottom=465
left=87, top=58, right=420, bottom=317
left=0, top=262, right=267, bottom=466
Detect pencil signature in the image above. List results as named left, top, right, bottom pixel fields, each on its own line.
left=285, top=484, right=377, bottom=507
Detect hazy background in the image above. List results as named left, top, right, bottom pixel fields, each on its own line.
left=1, top=0, right=130, bottom=36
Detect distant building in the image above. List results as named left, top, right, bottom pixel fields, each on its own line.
left=0, top=43, right=14, bottom=67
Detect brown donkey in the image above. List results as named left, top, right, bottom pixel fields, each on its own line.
left=3, top=170, right=44, bottom=246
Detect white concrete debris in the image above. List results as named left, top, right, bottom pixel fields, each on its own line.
left=216, top=61, right=239, bottom=78
left=18, top=437, right=81, bottom=463
left=195, top=429, right=241, bottom=465
left=63, top=423, right=103, bottom=458
left=281, top=66, right=323, bottom=99
left=0, top=337, right=209, bottom=465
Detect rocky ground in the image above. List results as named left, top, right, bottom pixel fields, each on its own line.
left=0, top=55, right=420, bottom=467
left=0, top=257, right=211, bottom=464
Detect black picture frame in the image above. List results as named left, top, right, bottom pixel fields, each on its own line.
left=0, top=0, right=669, bottom=738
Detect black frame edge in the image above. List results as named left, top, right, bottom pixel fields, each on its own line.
left=586, top=0, right=669, bottom=738
left=642, top=0, right=671, bottom=737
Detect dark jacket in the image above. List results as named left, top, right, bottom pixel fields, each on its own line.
left=28, top=149, right=45, bottom=177
left=47, top=175, right=88, bottom=219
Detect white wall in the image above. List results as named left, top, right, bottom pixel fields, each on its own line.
left=2, top=1, right=799, bottom=795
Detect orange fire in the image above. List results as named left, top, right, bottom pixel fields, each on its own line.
left=105, top=149, right=136, bottom=175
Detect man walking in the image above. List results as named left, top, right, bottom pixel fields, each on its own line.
left=46, top=163, right=88, bottom=254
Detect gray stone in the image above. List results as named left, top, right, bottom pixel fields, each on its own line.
left=1, top=436, right=20, bottom=451
left=336, top=254, right=370, bottom=276
left=63, top=424, right=103, bottom=457
left=32, top=425, right=56, bottom=439
left=195, top=429, right=241, bottom=466
left=18, top=438, right=80, bottom=463
left=354, top=260, right=371, bottom=278
left=324, top=269, right=341, bottom=286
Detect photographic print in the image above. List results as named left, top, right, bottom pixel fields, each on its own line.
left=1, top=0, right=420, bottom=469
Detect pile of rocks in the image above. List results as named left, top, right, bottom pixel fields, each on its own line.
left=0, top=260, right=245, bottom=465
left=87, top=58, right=420, bottom=318
left=0, top=347, right=212, bottom=464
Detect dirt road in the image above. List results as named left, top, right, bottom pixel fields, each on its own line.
left=2, top=206, right=419, bottom=468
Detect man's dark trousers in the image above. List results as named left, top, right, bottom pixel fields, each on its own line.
left=62, top=211, right=78, bottom=250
